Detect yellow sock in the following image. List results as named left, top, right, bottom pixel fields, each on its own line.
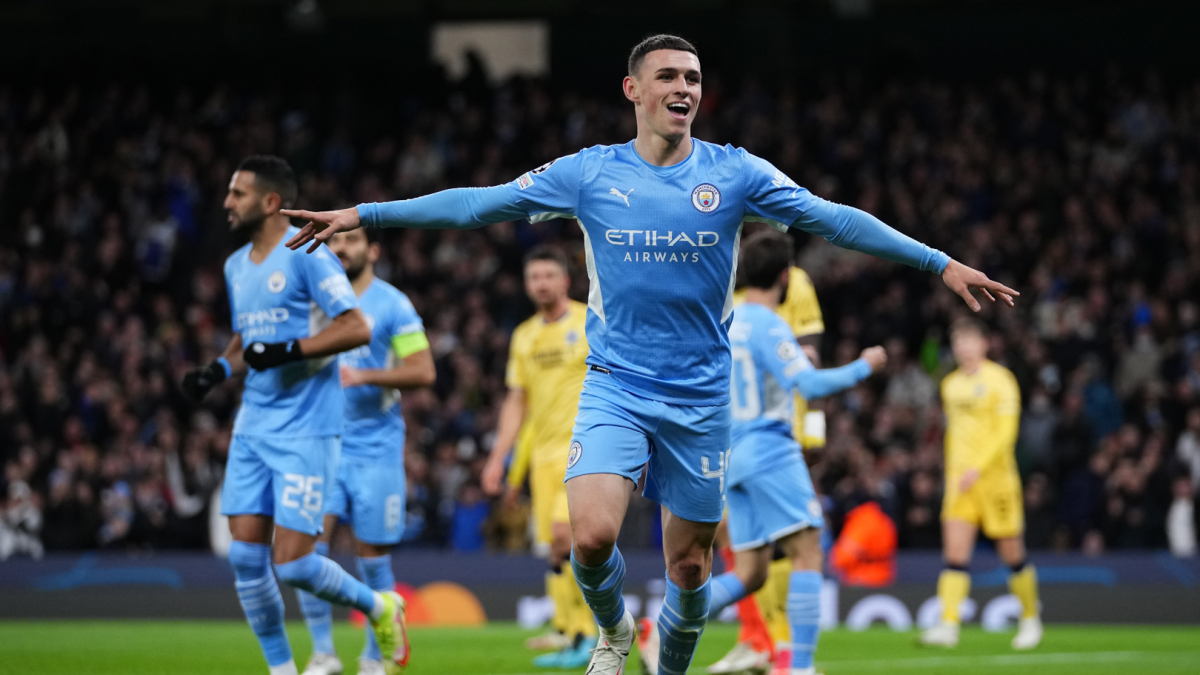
left=766, top=558, right=792, bottom=645
left=1008, top=565, right=1039, bottom=619
left=937, top=569, right=971, bottom=624
left=547, top=570, right=569, bottom=634
left=562, top=566, right=597, bottom=638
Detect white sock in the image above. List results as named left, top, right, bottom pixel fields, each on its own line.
left=268, top=661, right=299, bottom=675
left=599, top=611, right=630, bottom=638
left=369, top=591, right=385, bottom=621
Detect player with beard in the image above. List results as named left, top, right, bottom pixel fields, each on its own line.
left=281, top=35, right=1017, bottom=675
left=293, top=227, right=435, bottom=675
left=180, top=156, right=408, bottom=675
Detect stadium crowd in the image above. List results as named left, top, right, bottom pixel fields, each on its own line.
left=0, top=65, right=1198, bottom=559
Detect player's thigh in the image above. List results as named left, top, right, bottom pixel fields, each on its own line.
left=778, top=526, right=823, bottom=572
left=344, top=457, right=406, bottom=547
left=941, top=517, right=979, bottom=565
left=262, top=435, right=341, bottom=537
left=530, top=461, right=567, bottom=546
left=980, top=474, right=1024, bottom=541
left=732, top=543, right=774, bottom=593
left=646, top=399, right=731, bottom=524
left=221, top=434, right=276, bottom=521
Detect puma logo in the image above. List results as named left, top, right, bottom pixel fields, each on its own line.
left=609, top=187, right=633, bottom=207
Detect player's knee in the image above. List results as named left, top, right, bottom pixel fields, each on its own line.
left=572, top=530, right=617, bottom=563
left=668, top=559, right=707, bottom=589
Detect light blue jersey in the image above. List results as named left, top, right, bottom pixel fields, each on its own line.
left=727, top=302, right=871, bottom=487
left=358, top=140, right=949, bottom=406
left=339, top=278, right=426, bottom=461
left=224, top=227, right=359, bottom=437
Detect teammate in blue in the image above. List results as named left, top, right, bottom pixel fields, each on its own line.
left=281, top=35, right=1016, bottom=675
left=294, top=227, right=436, bottom=675
left=695, top=230, right=886, bottom=675
left=180, top=156, right=408, bottom=675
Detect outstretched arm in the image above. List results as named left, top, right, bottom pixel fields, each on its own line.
left=789, top=346, right=887, bottom=401
left=285, top=154, right=582, bottom=252
left=795, top=199, right=1017, bottom=311
left=284, top=186, right=522, bottom=253
left=743, top=152, right=1018, bottom=312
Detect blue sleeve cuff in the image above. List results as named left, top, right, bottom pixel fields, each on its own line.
left=357, top=203, right=378, bottom=228
left=215, top=357, right=233, bottom=379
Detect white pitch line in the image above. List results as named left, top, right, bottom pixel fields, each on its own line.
left=807, top=650, right=1200, bottom=671
left=488, top=650, right=1200, bottom=675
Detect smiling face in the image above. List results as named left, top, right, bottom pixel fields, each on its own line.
left=624, top=49, right=702, bottom=143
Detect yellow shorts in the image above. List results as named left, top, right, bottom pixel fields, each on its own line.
left=530, top=461, right=570, bottom=545
left=942, top=471, right=1024, bottom=539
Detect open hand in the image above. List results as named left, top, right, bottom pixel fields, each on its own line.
left=282, top=206, right=361, bottom=253
left=941, top=259, right=1019, bottom=312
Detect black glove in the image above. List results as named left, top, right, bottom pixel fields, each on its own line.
left=244, top=340, right=304, bottom=370
left=181, top=361, right=228, bottom=401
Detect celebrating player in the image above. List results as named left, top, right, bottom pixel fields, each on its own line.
left=180, top=156, right=407, bottom=675
left=294, top=227, right=435, bottom=675
left=481, top=246, right=596, bottom=669
left=921, top=318, right=1042, bottom=650
left=651, top=230, right=884, bottom=675
left=710, top=256, right=828, bottom=675
left=282, top=34, right=1016, bottom=675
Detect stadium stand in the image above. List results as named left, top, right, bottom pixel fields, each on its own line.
left=0, top=67, right=1198, bottom=557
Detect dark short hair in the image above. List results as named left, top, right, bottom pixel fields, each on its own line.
left=236, top=155, right=298, bottom=208
left=524, top=245, right=570, bottom=274
left=740, top=230, right=793, bottom=289
left=628, top=34, right=698, bottom=76
left=950, top=317, right=989, bottom=339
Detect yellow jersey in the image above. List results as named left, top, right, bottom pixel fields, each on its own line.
left=505, top=300, right=589, bottom=469
left=733, top=266, right=825, bottom=446
left=941, top=360, right=1021, bottom=479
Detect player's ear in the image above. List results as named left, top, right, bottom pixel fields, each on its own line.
left=369, top=242, right=381, bottom=263
left=622, top=75, right=639, bottom=103
left=262, top=190, right=282, bottom=215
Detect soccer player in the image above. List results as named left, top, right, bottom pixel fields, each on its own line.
left=480, top=246, right=596, bottom=669
left=295, top=227, right=435, bottom=675
left=920, top=318, right=1042, bottom=650
left=658, top=230, right=883, bottom=675
left=711, top=260, right=827, bottom=675
left=180, top=156, right=407, bottom=675
left=282, top=35, right=1016, bottom=675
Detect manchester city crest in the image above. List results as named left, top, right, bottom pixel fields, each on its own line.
left=268, top=270, right=287, bottom=293
left=567, top=440, right=583, bottom=469
left=691, top=183, right=721, bottom=212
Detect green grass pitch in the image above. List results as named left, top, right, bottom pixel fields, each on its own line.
left=1, top=621, right=1197, bottom=674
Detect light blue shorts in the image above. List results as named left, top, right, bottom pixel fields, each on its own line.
left=220, top=434, right=340, bottom=536
left=326, top=455, right=406, bottom=546
left=565, top=372, right=731, bottom=523
left=726, top=434, right=824, bottom=552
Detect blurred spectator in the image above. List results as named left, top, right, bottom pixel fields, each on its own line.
left=0, top=480, right=43, bottom=559
left=1166, top=474, right=1196, bottom=557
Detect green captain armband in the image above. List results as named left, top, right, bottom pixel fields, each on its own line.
left=391, top=331, right=430, bottom=359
